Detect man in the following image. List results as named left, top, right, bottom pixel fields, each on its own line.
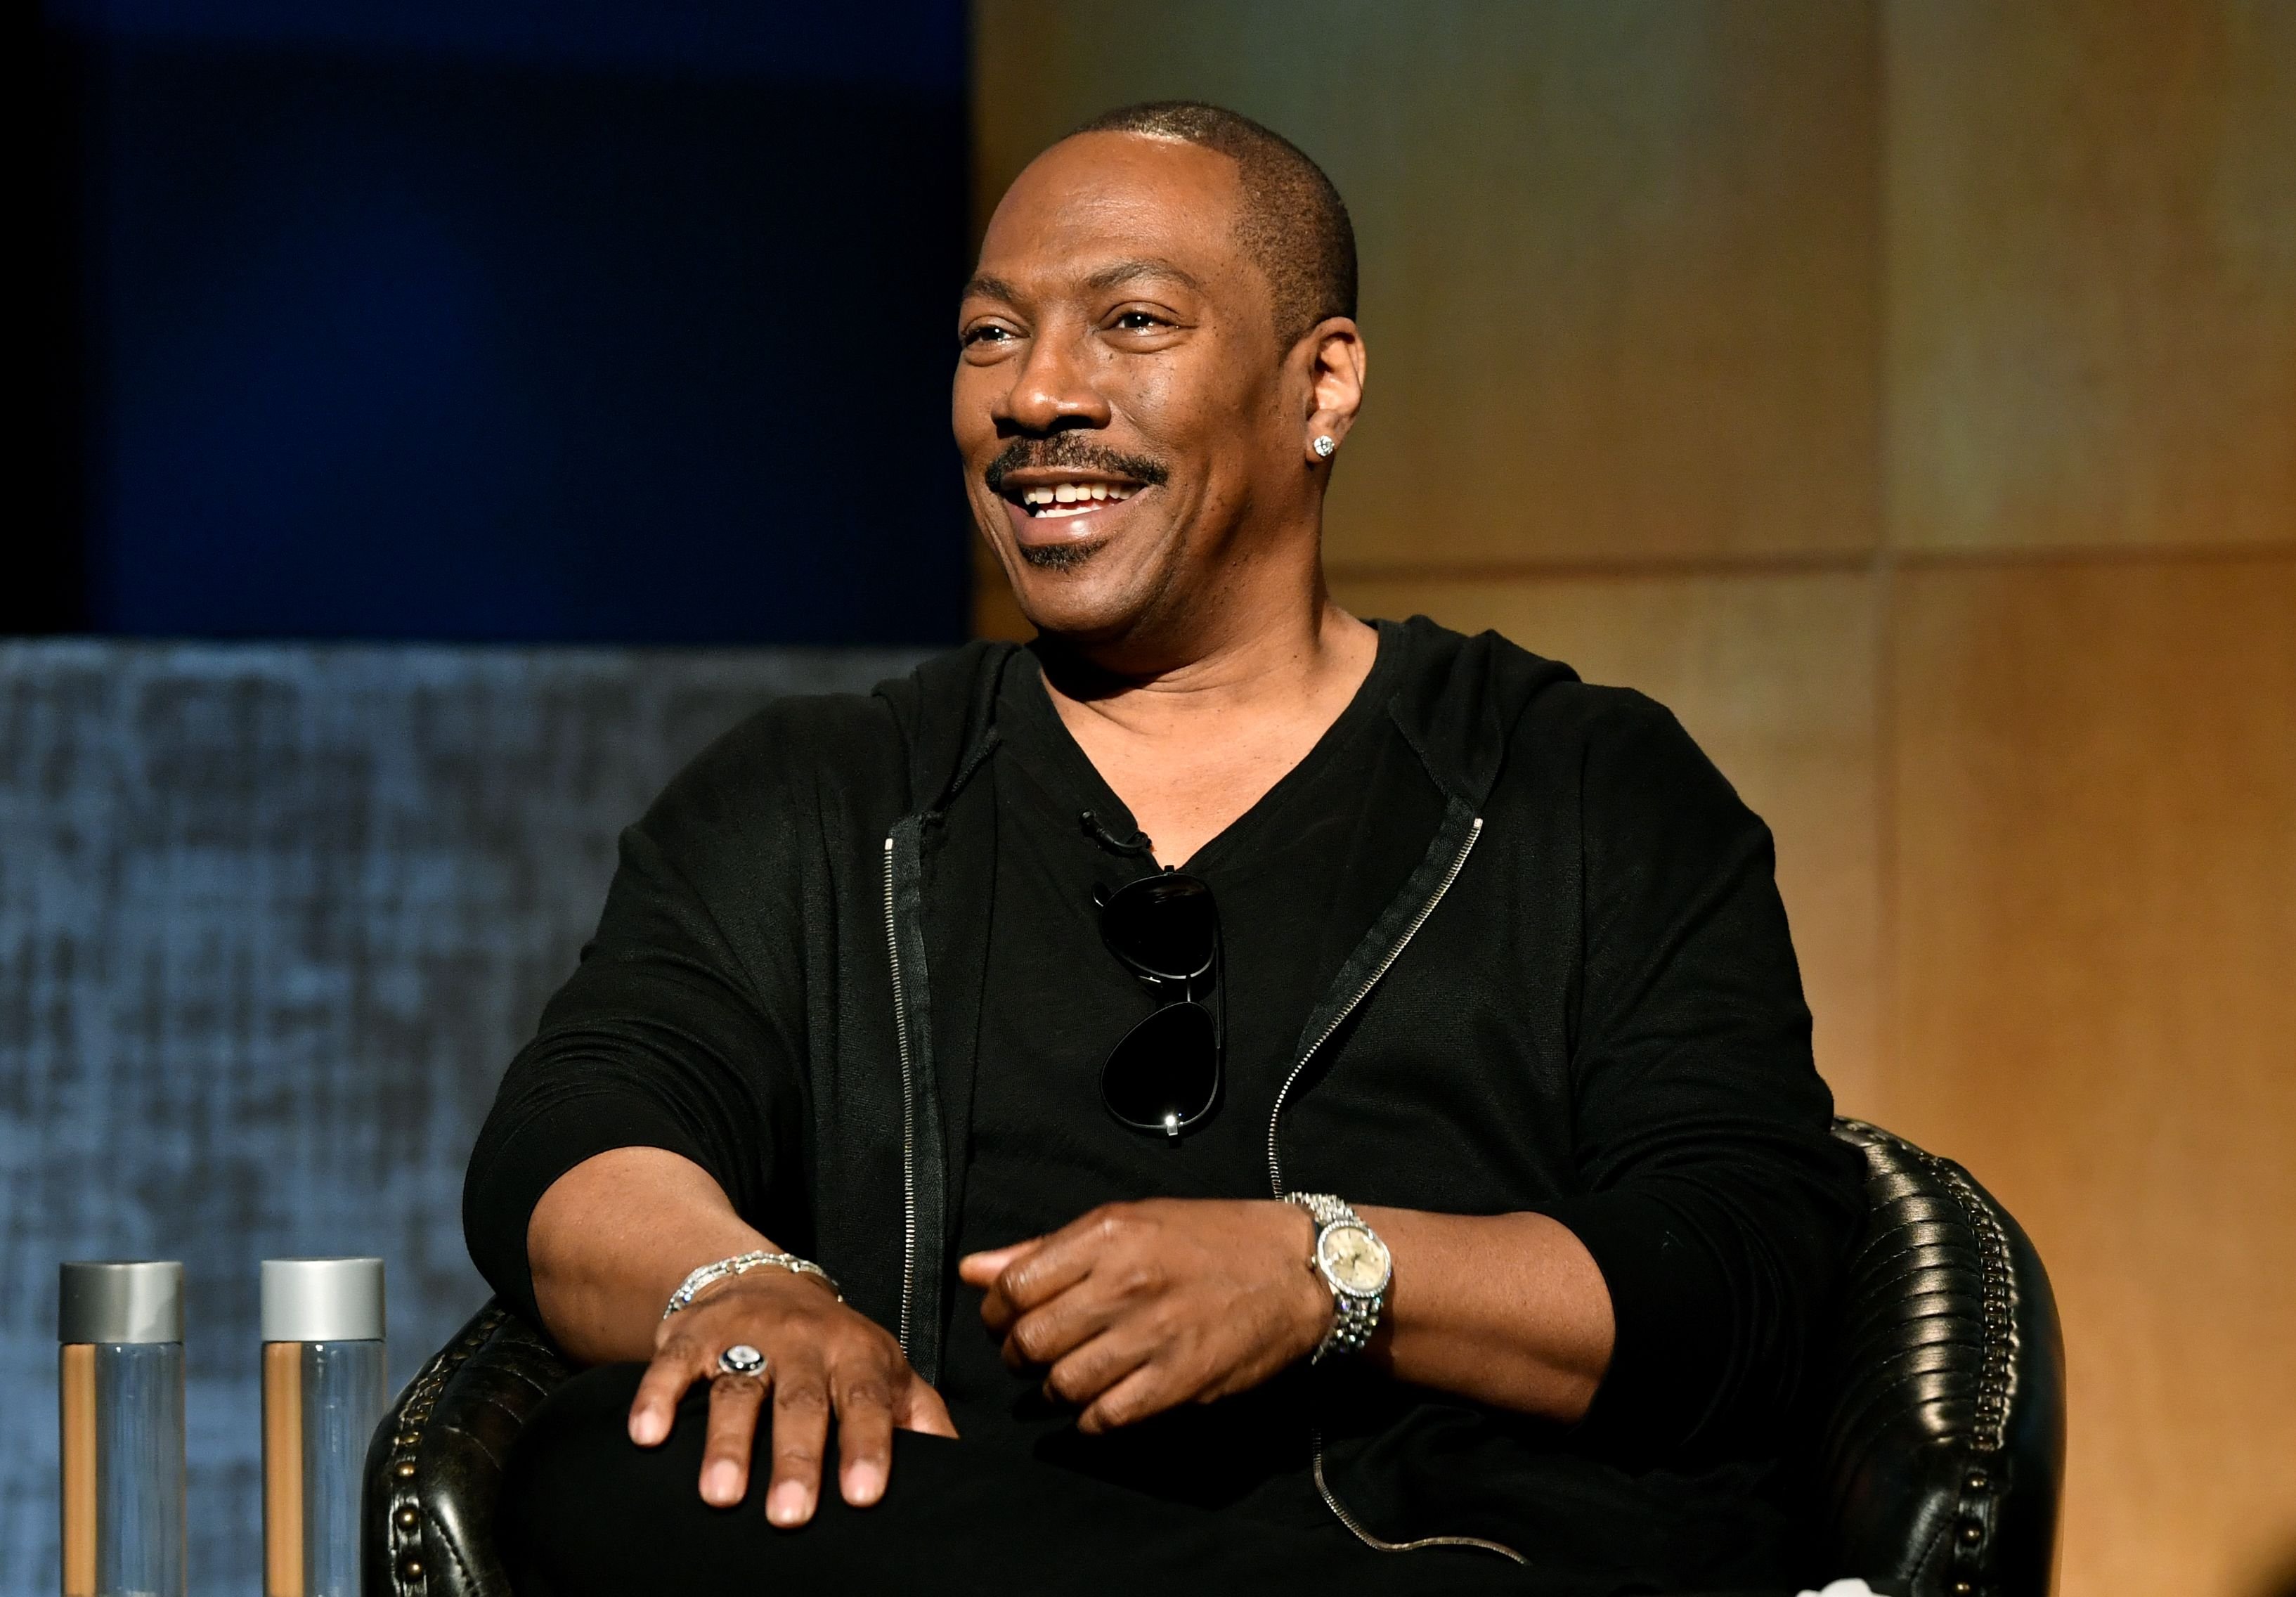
left=469, top=102, right=1864, bottom=1596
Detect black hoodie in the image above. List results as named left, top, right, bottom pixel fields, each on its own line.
left=465, top=616, right=1864, bottom=1580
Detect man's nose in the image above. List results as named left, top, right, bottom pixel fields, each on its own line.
left=997, top=330, right=1112, bottom=435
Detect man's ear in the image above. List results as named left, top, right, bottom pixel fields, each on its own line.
left=1302, top=317, right=1366, bottom=460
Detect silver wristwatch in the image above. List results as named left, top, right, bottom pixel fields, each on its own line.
left=1285, top=1194, right=1392, bottom=1361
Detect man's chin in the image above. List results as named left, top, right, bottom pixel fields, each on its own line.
left=1004, top=555, right=1167, bottom=646
left=1015, top=538, right=1106, bottom=573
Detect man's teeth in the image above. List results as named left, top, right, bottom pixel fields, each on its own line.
left=1019, top=482, right=1136, bottom=517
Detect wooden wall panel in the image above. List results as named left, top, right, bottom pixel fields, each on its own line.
left=1889, top=557, right=2296, bottom=1597
left=972, top=0, right=1881, bottom=581
left=973, top=7, right=2296, bottom=1591
left=1332, top=571, right=1886, bottom=1117
left=1886, top=0, right=2296, bottom=552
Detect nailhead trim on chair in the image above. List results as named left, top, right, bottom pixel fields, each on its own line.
left=378, top=1307, right=510, bottom=1596
left=366, top=1300, right=573, bottom=1597
left=1936, top=1156, right=2017, bottom=1597
left=1934, top=1159, right=2020, bottom=1457
left=1831, top=1118, right=2054, bottom=1597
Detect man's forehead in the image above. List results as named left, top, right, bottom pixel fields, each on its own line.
left=971, top=134, right=1245, bottom=299
left=1005, top=129, right=1241, bottom=216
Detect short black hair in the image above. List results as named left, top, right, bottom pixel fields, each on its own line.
left=1070, top=101, right=1357, bottom=349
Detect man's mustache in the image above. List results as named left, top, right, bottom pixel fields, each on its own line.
left=982, top=437, right=1170, bottom=496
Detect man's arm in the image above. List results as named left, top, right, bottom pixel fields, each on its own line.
left=530, top=1147, right=954, bottom=1525
left=528, top=1146, right=763, bottom=1366
left=961, top=1201, right=1610, bottom=1433
left=467, top=713, right=948, bottom=1529
left=1357, top=1205, right=1614, bottom=1417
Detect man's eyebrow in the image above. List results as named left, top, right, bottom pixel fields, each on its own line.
left=962, top=273, right=1023, bottom=304
left=961, top=259, right=1206, bottom=305
left=1080, top=257, right=1205, bottom=295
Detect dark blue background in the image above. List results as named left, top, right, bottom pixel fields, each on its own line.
left=31, top=1, right=973, bottom=644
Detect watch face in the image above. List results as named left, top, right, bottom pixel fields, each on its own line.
left=1318, top=1223, right=1392, bottom=1296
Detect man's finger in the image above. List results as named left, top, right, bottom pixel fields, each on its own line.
left=1075, top=1356, right=1178, bottom=1436
left=831, top=1361, right=897, bottom=1508
left=697, top=1371, right=767, bottom=1506
left=897, top=1376, right=960, bottom=1440
left=764, top=1352, right=834, bottom=1527
left=994, top=1208, right=1127, bottom=1310
left=956, top=1239, right=1040, bottom=1288
left=1002, top=1285, right=1123, bottom=1371
left=1043, top=1326, right=1155, bottom=1414
left=628, top=1342, right=703, bottom=1447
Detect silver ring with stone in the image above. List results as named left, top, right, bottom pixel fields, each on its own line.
left=715, top=1343, right=767, bottom=1381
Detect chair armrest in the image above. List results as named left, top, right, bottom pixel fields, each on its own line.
left=1822, top=1119, right=2067, bottom=1597
left=363, top=1300, right=574, bottom=1597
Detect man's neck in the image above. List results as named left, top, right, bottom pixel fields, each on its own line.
left=1037, top=593, right=1373, bottom=737
left=1034, top=581, right=1380, bottom=868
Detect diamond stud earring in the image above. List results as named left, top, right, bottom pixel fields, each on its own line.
left=1311, top=435, right=1337, bottom=460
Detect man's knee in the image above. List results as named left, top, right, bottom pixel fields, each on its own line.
left=500, top=1363, right=671, bottom=1582
left=510, top=1363, right=653, bottom=1492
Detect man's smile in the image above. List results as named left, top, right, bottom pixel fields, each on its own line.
left=1016, top=481, right=1141, bottom=519
left=994, top=468, right=1148, bottom=519
left=992, top=467, right=1157, bottom=564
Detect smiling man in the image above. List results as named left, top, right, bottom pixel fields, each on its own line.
left=469, top=103, right=1864, bottom=1596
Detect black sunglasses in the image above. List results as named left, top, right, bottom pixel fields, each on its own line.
left=1094, top=870, right=1222, bottom=1140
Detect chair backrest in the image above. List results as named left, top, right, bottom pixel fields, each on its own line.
left=1818, top=1119, right=2066, bottom=1597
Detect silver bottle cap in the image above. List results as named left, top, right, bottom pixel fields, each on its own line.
left=59, top=1260, right=185, bottom=1344
left=261, top=1257, right=386, bottom=1343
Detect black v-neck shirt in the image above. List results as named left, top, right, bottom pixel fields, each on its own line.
left=470, top=613, right=1864, bottom=1586
left=943, top=625, right=1443, bottom=1499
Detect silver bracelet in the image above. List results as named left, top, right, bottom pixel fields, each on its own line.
left=662, top=1250, right=842, bottom=1319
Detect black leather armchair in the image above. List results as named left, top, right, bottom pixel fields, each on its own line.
left=365, top=1119, right=2064, bottom=1596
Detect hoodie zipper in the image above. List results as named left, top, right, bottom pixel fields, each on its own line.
left=1311, top=1435, right=1526, bottom=1564
left=1266, top=815, right=1483, bottom=1196
left=1264, top=813, right=1525, bottom=1567
left=883, top=834, right=919, bottom=1358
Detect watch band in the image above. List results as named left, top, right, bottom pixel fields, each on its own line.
left=662, top=1251, right=842, bottom=1319
left=1285, top=1193, right=1387, bottom=1361
left=1323, top=1283, right=1380, bottom=1359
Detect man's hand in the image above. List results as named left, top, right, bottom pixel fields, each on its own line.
left=627, top=1269, right=956, bottom=1526
left=957, top=1198, right=1330, bottom=1434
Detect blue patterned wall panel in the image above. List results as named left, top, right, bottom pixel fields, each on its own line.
left=0, top=640, right=927, bottom=1593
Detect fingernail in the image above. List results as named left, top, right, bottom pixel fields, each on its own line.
left=767, top=1482, right=810, bottom=1526
left=629, top=1410, right=666, bottom=1447
left=702, top=1461, right=741, bottom=1505
left=845, top=1461, right=884, bottom=1504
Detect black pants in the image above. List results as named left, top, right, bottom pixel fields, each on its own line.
left=502, top=1365, right=1797, bottom=1597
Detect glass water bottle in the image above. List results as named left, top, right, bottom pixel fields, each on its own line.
left=58, top=1260, right=187, bottom=1597
left=261, top=1257, right=387, bottom=1597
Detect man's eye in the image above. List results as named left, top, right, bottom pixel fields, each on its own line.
left=1113, top=311, right=1165, bottom=332
left=964, top=325, right=1013, bottom=347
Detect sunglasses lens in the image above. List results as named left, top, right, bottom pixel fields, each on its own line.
left=1101, top=874, right=1217, bottom=983
left=1101, top=1001, right=1218, bottom=1130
